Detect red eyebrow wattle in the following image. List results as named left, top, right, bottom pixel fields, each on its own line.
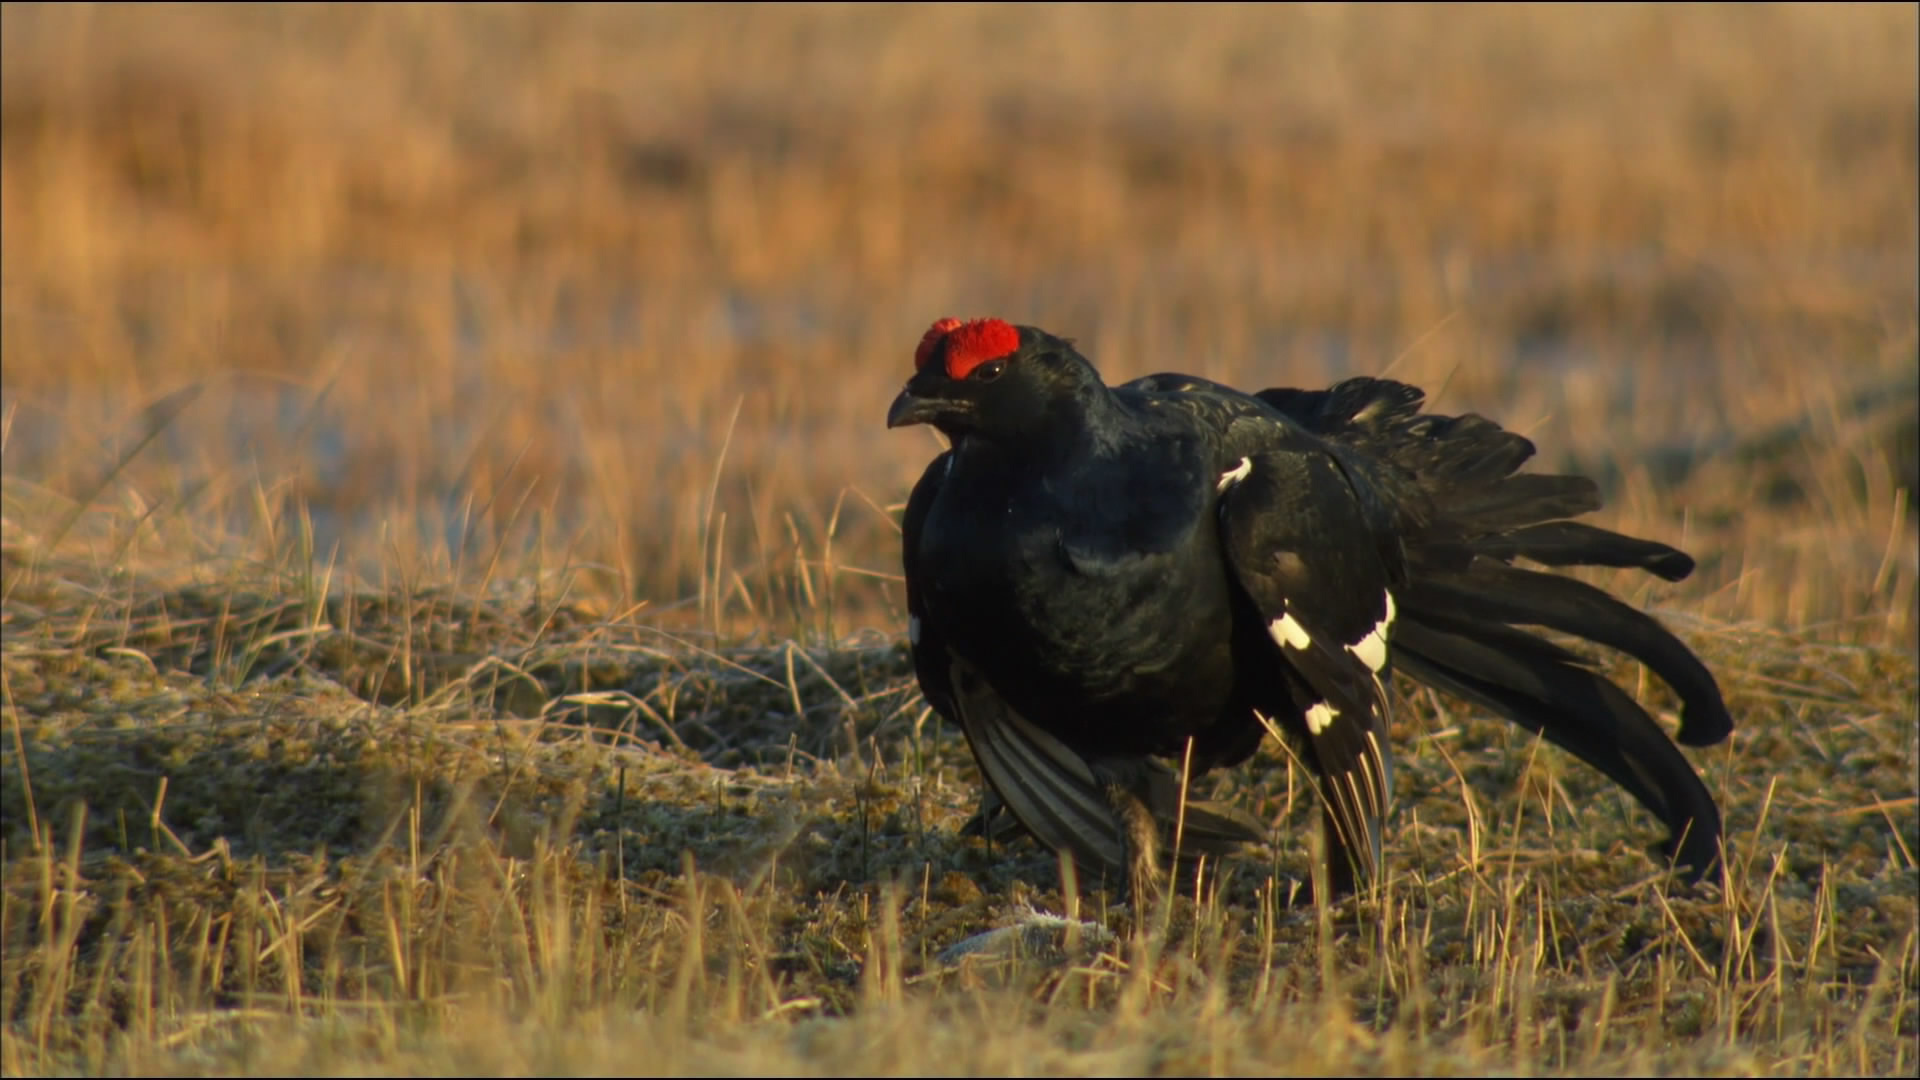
left=914, top=318, right=966, bottom=371
left=916, top=317, right=1019, bottom=380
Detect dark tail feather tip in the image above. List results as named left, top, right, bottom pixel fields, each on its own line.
left=1648, top=549, right=1696, bottom=582
left=1677, top=693, right=1736, bottom=747
left=1657, top=827, right=1727, bottom=886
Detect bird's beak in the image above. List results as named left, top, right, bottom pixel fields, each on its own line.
left=887, top=369, right=969, bottom=429
left=886, top=385, right=935, bottom=429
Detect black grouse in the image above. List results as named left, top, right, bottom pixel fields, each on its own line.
left=889, top=317, right=1733, bottom=899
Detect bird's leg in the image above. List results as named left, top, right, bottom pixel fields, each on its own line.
left=959, top=788, right=1000, bottom=838
left=1105, top=778, right=1164, bottom=911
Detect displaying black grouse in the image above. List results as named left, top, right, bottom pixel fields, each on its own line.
left=890, top=317, right=1733, bottom=899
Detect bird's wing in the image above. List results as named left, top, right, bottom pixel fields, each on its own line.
left=900, top=452, right=959, bottom=721
left=944, top=653, right=1131, bottom=875
left=903, top=450, right=1262, bottom=881
left=899, top=449, right=1125, bottom=874
left=1212, top=422, right=1405, bottom=886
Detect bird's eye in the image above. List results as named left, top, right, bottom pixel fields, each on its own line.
left=971, top=360, right=1007, bottom=382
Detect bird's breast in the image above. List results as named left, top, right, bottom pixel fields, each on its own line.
left=917, top=485, right=1239, bottom=740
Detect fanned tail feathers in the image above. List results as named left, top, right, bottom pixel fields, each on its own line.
left=1264, top=376, right=1733, bottom=881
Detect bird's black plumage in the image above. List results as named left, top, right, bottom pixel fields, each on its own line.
left=892, top=318, right=1732, bottom=898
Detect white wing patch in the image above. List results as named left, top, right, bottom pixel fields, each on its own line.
left=909, top=615, right=922, bottom=646
left=1305, top=702, right=1339, bottom=734
left=1344, top=590, right=1397, bottom=673
left=1268, top=612, right=1312, bottom=651
left=1216, top=456, right=1253, bottom=492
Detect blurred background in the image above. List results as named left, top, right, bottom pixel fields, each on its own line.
left=2, top=3, right=1914, bottom=640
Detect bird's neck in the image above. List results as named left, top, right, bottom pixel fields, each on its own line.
left=952, top=382, right=1134, bottom=469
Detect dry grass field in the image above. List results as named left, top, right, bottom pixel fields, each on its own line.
left=2, top=3, right=1916, bottom=1074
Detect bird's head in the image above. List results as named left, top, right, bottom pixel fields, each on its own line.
left=886, top=317, right=1103, bottom=443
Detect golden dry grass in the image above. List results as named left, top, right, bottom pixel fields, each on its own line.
left=2, top=3, right=1916, bottom=1075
